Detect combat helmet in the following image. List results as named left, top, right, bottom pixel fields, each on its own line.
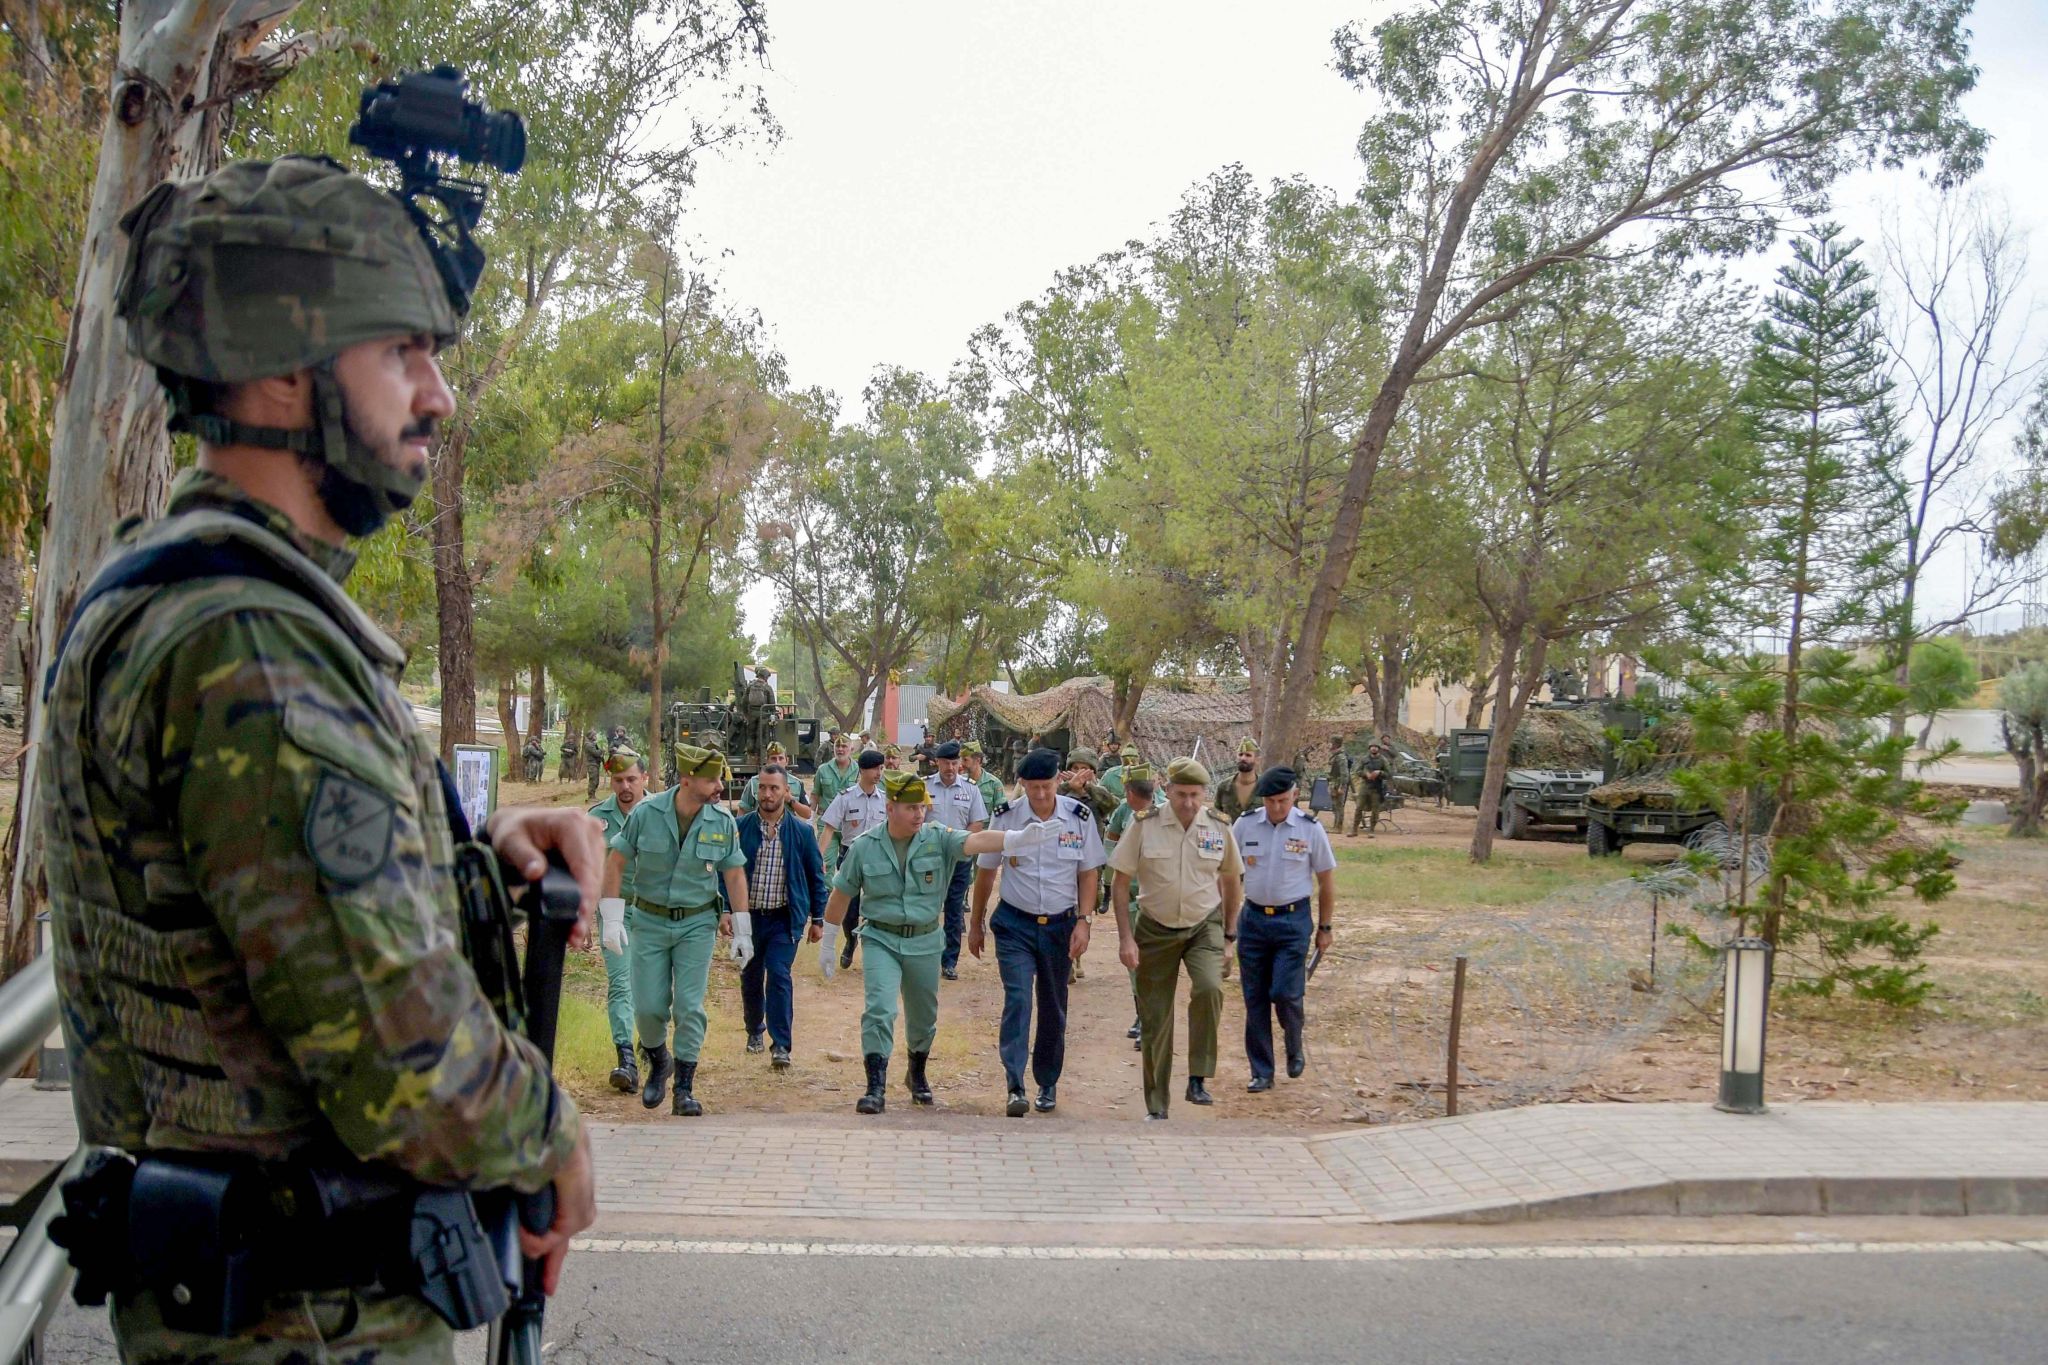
left=114, top=155, right=465, bottom=525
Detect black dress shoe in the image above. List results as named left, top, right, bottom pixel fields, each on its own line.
left=942, top=967, right=959, bottom=981
left=1247, top=1075, right=1274, bottom=1093
left=1126, top=1020, right=1141, bottom=1040
left=1184, top=1077, right=1213, bottom=1106
left=1034, top=1087, right=1057, bottom=1113
left=1006, top=1088, right=1028, bottom=1118
left=746, top=1032, right=765, bottom=1054
left=771, top=1044, right=791, bottom=1070
left=1287, top=1054, right=1306, bottom=1079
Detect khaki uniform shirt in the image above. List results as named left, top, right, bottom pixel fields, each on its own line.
left=1106, top=804, right=1243, bottom=929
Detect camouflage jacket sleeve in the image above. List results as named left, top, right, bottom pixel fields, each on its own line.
left=152, top=607, right=579, bottom=1193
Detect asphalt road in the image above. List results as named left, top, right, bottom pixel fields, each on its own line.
left=42, top=1241, right=2048, bottom=1363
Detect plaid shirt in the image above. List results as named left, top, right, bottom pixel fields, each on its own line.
left=749, top=810, right=789, bottom=911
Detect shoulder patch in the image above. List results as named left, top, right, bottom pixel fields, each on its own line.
left=992, top=800, right=1011, bottom=818
left=304, top=769, right=396, bottom=886
left=1134, top=807, right=1158, bottom=822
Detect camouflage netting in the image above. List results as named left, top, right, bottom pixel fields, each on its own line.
left=1587, top=716, right=1696, bottom=810
left=928, top=676, right=1421, bottom=770
left=1505, top=707, right=1607, bottom=769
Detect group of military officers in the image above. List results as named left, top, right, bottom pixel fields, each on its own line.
left=574, top=723, right=1341, bottom=1124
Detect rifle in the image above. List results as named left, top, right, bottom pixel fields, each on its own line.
left=451, top=838, right=581, bottom=1365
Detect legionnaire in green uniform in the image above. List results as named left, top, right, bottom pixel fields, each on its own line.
left=1100, top=742, right=1141, bottom=801
left=1110, top=758, right=1245, bottom=1120
left=822, top=772, right=1057, bottom=1113
left=600, top=743, right=749, bottom=1117
left=588, top=749, right=649, bottom=1093
left=962, top=740, right=1007, bottom=821
left=41, top=149, right=599, bottom=1361
left=812, top=732, right=860, bottom=835
left=1104, top=762, right=1158, bottom=1049
left=1213, top=736, right=1262, bottom=820
left=740, top=741, right=813, bottom=818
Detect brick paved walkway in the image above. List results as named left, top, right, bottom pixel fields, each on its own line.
left=3, top=1082, right=2042, bottom=1225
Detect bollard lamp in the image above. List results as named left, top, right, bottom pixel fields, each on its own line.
left=1716, top=936, right=1773, bottom=1114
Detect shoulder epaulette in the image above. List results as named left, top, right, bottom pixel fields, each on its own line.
left=992, top=800, right=1011, bottom=818
left=1134, top=807, right=1158, bottom=821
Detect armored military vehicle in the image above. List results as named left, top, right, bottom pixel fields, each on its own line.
left=661, top=662, right=822, bottom=786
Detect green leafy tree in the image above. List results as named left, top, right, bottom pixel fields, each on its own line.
left=1262, top=0, right=1986, bottom=762
left=1904, top=638, right=1978, bottom=748
left=1999, top=662, right=2048, bottom=838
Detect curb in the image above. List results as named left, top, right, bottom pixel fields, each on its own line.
left=1393, top=1176, right=2048, bottom=1224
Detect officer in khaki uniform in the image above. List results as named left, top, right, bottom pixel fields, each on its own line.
left=823, top=773, right=1058, bottom=1113
left=588, top=748, right=648, bottom=1093
left=1109, top=757, right=1244, bottom=1119
left=600, top=743, right=749, bottom=1117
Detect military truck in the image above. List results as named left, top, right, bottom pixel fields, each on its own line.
left=1437, top=695, right=1624, bottom=839
left=661, top=662, right=822, bottom=786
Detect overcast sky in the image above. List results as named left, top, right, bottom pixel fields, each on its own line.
left=675, top=1, right=2048, bottom=650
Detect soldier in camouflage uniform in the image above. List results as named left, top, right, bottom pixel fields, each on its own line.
left=40, top=155, right=598, bottom=1362
left=522, top=733, right=547, bottom=782
left=1213, top=736, right=1262, bottom=820
left=582, top=728, right=607, bottom=800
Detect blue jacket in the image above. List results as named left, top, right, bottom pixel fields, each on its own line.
left=729, top=809, right=829, bottom=924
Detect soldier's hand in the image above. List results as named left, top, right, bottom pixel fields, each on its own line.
left=488, top=806, right=605, bottom=948
left=520, top=1128, right=597, bottom=1296
left=1118, top=935, right=1141, bottom=972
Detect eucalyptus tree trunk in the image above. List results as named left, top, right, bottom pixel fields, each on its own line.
left=5, top=1, right=307, bottom=972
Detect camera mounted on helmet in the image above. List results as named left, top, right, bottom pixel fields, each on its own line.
left=348, top=65, right=525, bottom=314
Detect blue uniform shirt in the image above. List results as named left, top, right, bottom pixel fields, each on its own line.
left=925, top=773, right=990, bottom=831
left=976, top=794, right=1105, bottom=914
left=1232, top=805, right=1336, bottom=906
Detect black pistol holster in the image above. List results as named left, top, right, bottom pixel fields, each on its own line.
left=49, top=1148, right=514, bottom=1336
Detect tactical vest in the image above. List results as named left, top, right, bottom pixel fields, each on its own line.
left=39, top=507, right=454, bottom=1158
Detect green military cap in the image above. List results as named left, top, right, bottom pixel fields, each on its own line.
left=961, top=740, right=984, bottom=756
left=1167, top=757, right=1211, bottom=786
left=765, top=741, right=789, bottom=758
left=672, top=742, right=725, bottom=779
left=603, top=747, right=642, bottom=775
left=1120, top=743, right=1140, bottom=760
left=885, top=744, right=906, bottom=758
left=1236, top=736, right=1258, bottom=755
left=1068, top=748, right=1101, bottom=771
left=884, top=771, right=931, bottom=804
left=1122, top=762, right=1154, bottom=784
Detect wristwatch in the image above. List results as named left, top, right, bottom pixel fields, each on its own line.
left=1317, top=923, right=1333, bottom=932
left=1224, top=931, right=1238, bottom=942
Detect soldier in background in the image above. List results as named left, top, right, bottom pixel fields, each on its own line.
left=1350, top=742, right=1390, bottom=837
left=1104, top=761, right=1159, bottom=1049
left=41, top=153, right=598, bottom=1359
left=1213, top=736, right=1262, bottom=820
left=522, top=732, right=546, bottom=782
left=1100, top=741, right=1141, bottom=802
left=1326, top=737, right=1353, bottom=833
left=962, top=740, right=1006, bottom=819
left=582, top=727, right=606, bottom=800
left=812, top=732, right=860, bottom=836
left=740, top=741, right=814, bottom=819
left=1058, top=748, right=1119, bottom=830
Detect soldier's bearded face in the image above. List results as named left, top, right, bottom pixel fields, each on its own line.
left=331, top=332, right=455, bottom=487
left=611, top=766, right=647, bottom=808
left=757, top=774, right=787, bottom=813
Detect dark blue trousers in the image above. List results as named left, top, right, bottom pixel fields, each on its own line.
left=992, top=902, right=1075, bottom=1089
left=740, top=911, right=802, bottom=1050
left=940, top=861, right=973, bottom=971
left=1238, top=900, right=1311, bottom=1082
left=835, top=844, right=862, bottom=963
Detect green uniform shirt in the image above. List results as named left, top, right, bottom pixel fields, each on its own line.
left=1106, top=799, right=1148, bottom=894
left=813, top=758, right=858, bottom=818
left=589, top=794, right=635, bottom=899
left=831, top=824, right=973, bottom=930
left=1101, top=765, right=1126, bottom=801
left=610, top=788, right=745, bottom=908
left=972, top=769, right=1006, bottom=817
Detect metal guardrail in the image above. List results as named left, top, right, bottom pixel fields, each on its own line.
left=0, top=955, right=72, bottom=1364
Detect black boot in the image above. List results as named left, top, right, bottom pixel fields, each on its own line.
left=1185, top=1076, right=1213, bottom=1105
left=609, top=1044, right=639, bottom=1093
left=640, top=1045, right=672, bottom=1109
left=856, top=1053, right=887, bottom=1115
left=673, top=1061, right=703, bottom=1117
left=839, top=936, right=857, bottom=970
left=906, top=1050, right=935, bottom=1106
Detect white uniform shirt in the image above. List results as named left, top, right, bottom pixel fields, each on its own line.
left=822, top=782, right=889, bottom=859
left=1232, top=805, right=1337, bottom=906
left=976, top=794, right=1106, bottom=914
left=926, top=773, right=990, bottom=832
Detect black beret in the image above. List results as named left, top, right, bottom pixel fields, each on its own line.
left=857, top=749, right=886, bottom=770
left=1017, top=747, right=1061, bottom=781
left=1255, top=766, right=1297, bottom=798
left=934, top=740, right=962, bottom=760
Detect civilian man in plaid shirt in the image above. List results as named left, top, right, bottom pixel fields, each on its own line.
left=730, top=765, right=828, bottom=1068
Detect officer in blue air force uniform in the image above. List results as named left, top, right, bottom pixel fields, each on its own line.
left=1229, top=766, right=1338, bottom=1092
left=968, top=747, right=1106, bottom=1117
left=924, top=740, right=990, bottom=980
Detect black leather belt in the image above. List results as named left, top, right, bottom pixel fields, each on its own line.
left=999, top=899, right=1076, bottom=926
left=1247, top=897, right=1309, bottom=916
left=632, top=896, right=719, bottom=920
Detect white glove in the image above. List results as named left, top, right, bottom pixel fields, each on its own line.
left=818, top=924, right=839, bottom=980
left=599, top=898, right=628, bottom=955
left=1003, top=818, right=1062, bottom=853
left=729, top=911, right=755, bottom=966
